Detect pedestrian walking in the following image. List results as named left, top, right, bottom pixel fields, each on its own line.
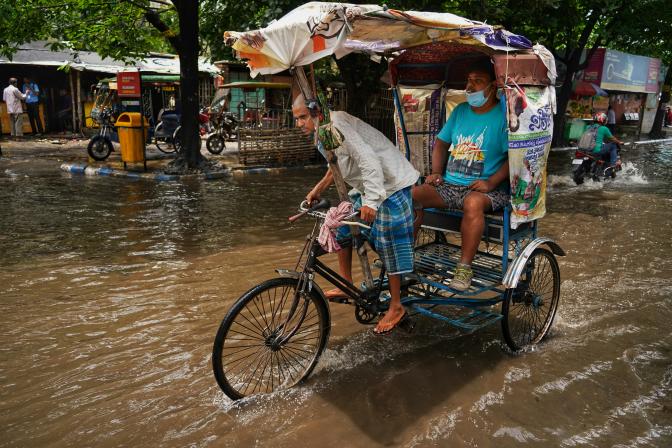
left=607, top=105, right=616, bottom=134
left=22, top=77, right=43, bottom=135
left=3, top=78, right=28, bottom=138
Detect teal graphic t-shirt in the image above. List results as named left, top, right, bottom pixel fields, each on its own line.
left=437, top=102, right=508, bottom=186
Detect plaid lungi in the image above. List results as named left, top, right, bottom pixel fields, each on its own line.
left=336, top=187, right=414, bottom=275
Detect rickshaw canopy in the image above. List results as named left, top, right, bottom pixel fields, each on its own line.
left=224, top=1, right=536, bottom=77
left=220, top=81, right=292, bottom=90
left=225, top=2, right=558, bottom=228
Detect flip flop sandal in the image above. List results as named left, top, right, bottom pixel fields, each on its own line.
left=373, top=311, right=415, bottom=335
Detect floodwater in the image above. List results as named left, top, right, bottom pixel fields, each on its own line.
left=1, top=143, right=671, bottom=447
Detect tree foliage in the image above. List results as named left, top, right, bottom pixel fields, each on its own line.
left=1, top=0, right=210, bottom=171
left=3, top=1, right=669, bottom=145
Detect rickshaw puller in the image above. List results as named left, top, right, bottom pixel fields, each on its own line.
left=293, top=95, right=419, bottom=334
left=412, top=59, right=510, bottom=291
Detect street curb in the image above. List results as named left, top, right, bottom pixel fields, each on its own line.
left=60, top=163, right=231, bottom=181
left=229, top=164, right=326, bottom=176
left=60, top=162, right=326, bottom=180
left=551, top=137, right=672, bottom=152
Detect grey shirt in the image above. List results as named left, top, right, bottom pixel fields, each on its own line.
left=331, top=111, right=419, bottom=210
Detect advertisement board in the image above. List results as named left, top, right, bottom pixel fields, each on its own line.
left=117, top=71, right=142, bottom=97
left=600, top=49, right=661, bottom=93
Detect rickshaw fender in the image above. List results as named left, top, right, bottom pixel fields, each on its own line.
left=502, top=238, right=565, bottom=289
left=275, top=269, right=300, bottom=279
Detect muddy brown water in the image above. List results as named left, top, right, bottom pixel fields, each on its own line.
left=1, top=145, right=671, bottom=447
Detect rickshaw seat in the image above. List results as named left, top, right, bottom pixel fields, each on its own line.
left=421, top=208, right=531, bottom=243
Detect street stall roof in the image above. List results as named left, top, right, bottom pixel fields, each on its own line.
left=0, top=41, right=219, bottom=75
left=224, top=2, right=535, bottom=77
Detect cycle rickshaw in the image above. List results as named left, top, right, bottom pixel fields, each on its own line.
left=213, top=3, right=564, bottom=400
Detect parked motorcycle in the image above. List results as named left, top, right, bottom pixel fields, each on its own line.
left=572, top=143, right=627, bottom=185
left=87, top=108, right=116, bottom=161
left=206, top=112, right=239, bottom=155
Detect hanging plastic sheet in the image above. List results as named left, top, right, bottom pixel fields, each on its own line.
left=505, top=86, right=554, bottom=228
left=393, top=85, right=443, bottom=176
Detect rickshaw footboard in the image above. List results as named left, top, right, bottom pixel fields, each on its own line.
left=413, top=242, right=505, bottom=296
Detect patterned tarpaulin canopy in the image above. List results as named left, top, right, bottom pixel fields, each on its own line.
left=224, top=1, right=533, bottom=77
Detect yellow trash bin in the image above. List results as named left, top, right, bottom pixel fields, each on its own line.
left=115, top=112, right=149, bottom=163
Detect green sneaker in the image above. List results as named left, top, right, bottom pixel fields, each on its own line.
left=450, top=263, right=473, bottom=291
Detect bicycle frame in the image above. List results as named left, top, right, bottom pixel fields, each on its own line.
left=275, top=213, right=390, bottom=342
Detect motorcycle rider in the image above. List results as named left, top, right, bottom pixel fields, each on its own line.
left=586, top=112, right=624, bottom=167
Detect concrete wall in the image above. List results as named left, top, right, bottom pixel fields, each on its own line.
left=641, top=93, right=659, bottom=134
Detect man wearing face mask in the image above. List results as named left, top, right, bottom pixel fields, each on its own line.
left=412, top=58, right=509, bottom=291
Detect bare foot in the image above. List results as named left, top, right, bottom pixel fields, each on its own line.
left=374, top=306, right=406, bottom=334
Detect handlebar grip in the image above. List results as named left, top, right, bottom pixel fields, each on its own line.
left=289, top=198, right=331, bottom=222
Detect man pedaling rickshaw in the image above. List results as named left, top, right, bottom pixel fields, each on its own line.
left=292, top=94, right=420, bottom=335
left=412, top=58, right=510, bottom=291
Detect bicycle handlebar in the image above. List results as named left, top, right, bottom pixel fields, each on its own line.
left=289, top=200, right=371, bottom=229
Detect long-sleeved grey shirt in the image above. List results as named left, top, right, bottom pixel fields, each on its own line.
left=330, top=111, right=419, bottom=210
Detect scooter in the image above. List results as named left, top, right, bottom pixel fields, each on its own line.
left=206, top=112, right=239, bottom=155
left=571, top=143, right=627, bottom=185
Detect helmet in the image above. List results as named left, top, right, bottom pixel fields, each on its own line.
left=593, top=112, right=607, bottom=124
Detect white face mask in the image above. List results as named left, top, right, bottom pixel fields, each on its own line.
left=466, top=85, right=491, bottom=107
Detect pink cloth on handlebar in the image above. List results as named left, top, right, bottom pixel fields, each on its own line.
left=318, top=201, right=354, bottom=253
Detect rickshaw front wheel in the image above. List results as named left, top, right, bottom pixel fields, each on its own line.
left=502, top=248, right=560, bottom=351
left=212, top=277, right=330, bottom=400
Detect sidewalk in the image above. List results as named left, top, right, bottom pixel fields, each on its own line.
left=0, top=134, right=325, bottom=180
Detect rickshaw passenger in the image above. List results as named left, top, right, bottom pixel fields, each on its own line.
left=412, top=58, right=510, bottom=291
left=293, top=95, right=420, bottom=335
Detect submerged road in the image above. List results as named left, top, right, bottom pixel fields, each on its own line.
left=1, top=143, right=671, bottom=447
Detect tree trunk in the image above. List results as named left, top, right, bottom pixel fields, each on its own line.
left=648, top=72, right=670, bottom=139
left=551, top=13, right=601, bottom=147
left=175, top=0, right=202, bottom=169
left=334, top=53, right=387, bottom=119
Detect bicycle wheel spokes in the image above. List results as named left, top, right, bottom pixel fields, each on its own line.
left=214, top=278, right=329, bottom=399
left=503, top=248, right=560, bottom=351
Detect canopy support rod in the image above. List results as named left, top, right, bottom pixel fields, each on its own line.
left=291, top=66, right=375, bottom=290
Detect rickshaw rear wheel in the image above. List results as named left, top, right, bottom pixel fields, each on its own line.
left=87, top=135, right=113, bottom=161
left=154, top=122, right=177, bottom=153
left=212, top=277, right=330, bottom=400
left=502, top=248, right=560, bottom=351
left=206, top=134, right=225, bottom=154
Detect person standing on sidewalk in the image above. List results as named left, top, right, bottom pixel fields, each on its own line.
left=607, top=105, right=616, bottom=134
left=22, top=77, right=43, bottom=135
left=3, top=78, right=28, bottom=139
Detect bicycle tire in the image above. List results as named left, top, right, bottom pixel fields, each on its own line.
left=502, top=248, right=561, bottom=351
left=212, top=277, right=330, bottom=400
left=154, top=123, right=176, bottom=153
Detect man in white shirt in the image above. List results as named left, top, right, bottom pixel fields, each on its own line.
left=3, top=78, right=28, bottom=138
left=607, top=105, right=616, bottom=134
left=293, top=95, right=419, bottom=334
